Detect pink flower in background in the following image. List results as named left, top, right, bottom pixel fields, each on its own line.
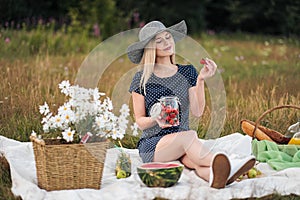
left=207, top=30, right=215, bottom=35
left=5, top=37, right=10, bottom=43
left=93, top=23, right=100, bottom=37
left=133, top=12, right=140, bottom=23
left=139, top=21, right=145, bottom=28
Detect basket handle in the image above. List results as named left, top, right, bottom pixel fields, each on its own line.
left=252, top=105, right=300, bottom=140
left=30, top=135, right=46, bottom=146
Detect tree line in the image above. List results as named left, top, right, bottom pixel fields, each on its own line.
left=1, top=0, right=299, bottom=38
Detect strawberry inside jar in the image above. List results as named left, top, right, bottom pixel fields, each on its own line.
left=159, top=96, right=180, bottom=126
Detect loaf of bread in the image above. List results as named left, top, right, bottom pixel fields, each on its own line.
left=241, top=120, right=274, bottom=142
left=241, top=119, right=291, bottom=144
left=255, top=123, right=290, bottom=144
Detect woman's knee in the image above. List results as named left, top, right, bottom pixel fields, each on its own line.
left=176, top=130, right=199, bottom=147
left=182, top=130, right=198, bottom=139
left=159, top=130, right=198, bottom=148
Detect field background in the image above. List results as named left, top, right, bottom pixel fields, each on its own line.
left=0, top=29, right=299, bottom=199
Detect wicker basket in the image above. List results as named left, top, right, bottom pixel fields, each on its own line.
left=241, top=105, right=300, bottom=144
left=30, top=135, right=110, bottom=191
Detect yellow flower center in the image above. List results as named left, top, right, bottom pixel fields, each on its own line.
left=67, top=132, right=72, bottom=136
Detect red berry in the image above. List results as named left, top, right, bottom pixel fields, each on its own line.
left=169, top=113, right=176, bottom=118
left=169, top=119, right=174, bottom=125
left=200, top=58, right=207, bottom=65
left=165, top=108, right=172, bottom=114
left=166, top=116, right=171, bottom=121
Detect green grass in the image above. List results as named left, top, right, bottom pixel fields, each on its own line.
left=0, top=28, right=300, bottom=199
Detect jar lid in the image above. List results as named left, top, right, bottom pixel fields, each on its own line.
left=150, top=103, right=162, bottom=119
left=158, top=96, right=180, bottom=105
left=159, top=96, right=179, bottom=101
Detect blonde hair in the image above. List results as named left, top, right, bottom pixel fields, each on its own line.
left=139, top=38, right=175, bottom=95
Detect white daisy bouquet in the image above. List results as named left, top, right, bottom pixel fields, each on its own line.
left=36, top=80, right=135, bottom=143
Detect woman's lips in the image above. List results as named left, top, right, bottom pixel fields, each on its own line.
left=164, top=46, right=172, bottom=51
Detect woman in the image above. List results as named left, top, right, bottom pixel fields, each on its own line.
left=128, top=20, right=255, bottom=189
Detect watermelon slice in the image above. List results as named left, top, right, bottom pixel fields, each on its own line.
left=137, top=162, right=183, bottom=187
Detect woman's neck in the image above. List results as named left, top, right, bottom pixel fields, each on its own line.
left=156, top=56, right=172, bottom=65
left=154, top=60, right=178, bottom=78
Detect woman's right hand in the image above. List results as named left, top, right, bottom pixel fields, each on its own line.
left=198, top=58, right=217, bottom=81
left=154, top=116, right=173, bottom=129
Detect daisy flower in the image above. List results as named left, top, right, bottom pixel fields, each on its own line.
left=42, top=123, right=50, bottom=133
left=41, top=112, right=52, bottom=124
left=53, top=115, right=63, bottom=128
left=131, top=123, right=139, bottom=136
left=62, top=128, right=75, bottom=142
left=58, top=102, right=71, bottom=114
left=110, top=129, right=124, bottom=140
left=39, top=102, right=50, bottom=115
left=61, top=110, right=75, bottom=123
left=117, top=129, right=126, bottom=140
left=59, top=80, right=71, bottom=95
left=104, top=98, right=113, bottom=110
left=119, top=104, right=130, bottom=117
left=118, top=115, right=129, bottom=130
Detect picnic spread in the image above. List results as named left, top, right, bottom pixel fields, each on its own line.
left=1, top=132, right=300, bottom=200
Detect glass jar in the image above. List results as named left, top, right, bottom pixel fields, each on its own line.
left=150, top=96, right=180, bottom=126
left=288, top=132, right=300, bottom=145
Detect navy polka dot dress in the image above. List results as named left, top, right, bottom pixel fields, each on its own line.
left=129, top=64, right=198, bottom=163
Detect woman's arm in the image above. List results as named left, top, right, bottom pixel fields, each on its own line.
left=189, top=78, right=205, bottom=117
left=132, top=92, right=157, bottom=130
left=189, top=58, right=217, bottom=117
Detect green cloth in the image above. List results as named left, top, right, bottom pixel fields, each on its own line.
left=252, top=139, right=300, bottom=170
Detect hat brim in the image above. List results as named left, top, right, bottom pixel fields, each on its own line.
left=127, top=20, right=187, bottom=64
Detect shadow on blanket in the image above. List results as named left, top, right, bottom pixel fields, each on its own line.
left=0, top=156, right=22, bottom=200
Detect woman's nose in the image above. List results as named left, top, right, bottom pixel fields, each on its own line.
left=163, top=39, right=169, bottom=46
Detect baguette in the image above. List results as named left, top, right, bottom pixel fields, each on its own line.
left=253, top=122, right=290, bottom=144
left=242, top=120, right=291, bottom=144
left=241, top=119, right=274, bottom=142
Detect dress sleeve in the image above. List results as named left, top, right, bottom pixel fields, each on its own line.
left=129, top=71, right=144, bottom=95
left=188, top=65, right=198, bottom=87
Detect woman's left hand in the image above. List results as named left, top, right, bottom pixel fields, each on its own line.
left=198, top=58, right=217, bottom=81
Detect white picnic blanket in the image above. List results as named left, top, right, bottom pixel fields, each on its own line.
left=0, top=133, right=299, bottom=200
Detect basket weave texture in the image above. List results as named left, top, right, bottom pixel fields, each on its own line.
left=30, top=136, right=109, bottom=191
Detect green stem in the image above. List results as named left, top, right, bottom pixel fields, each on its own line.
left=118, top=140, right=123, bottom=148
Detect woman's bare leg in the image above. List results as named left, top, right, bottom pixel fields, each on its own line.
left=153, top=130, right=213, bottom=167
left=180, top=154, right=210, bottom=181
left=153, top=131, right=231, bottom=188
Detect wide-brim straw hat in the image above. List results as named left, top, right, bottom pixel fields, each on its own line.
left=127, top=20, right=187, bottom=64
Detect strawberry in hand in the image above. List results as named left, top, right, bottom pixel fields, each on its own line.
left=198, top=57, right=217, bottom=81
left=200, top=58, right=208, bottom=65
